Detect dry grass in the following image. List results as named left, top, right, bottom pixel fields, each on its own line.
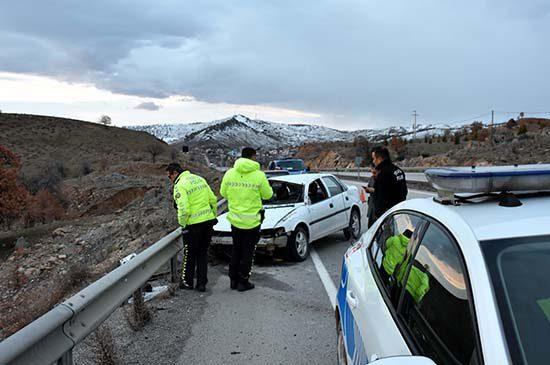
left=124, top=288, right=152, bottom=331
left=90, top=325, right=120, bottom=365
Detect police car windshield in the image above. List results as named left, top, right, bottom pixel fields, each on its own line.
left=482, top=235, right=550, bottom=365
left=264, top=180, right=303, bottom=205
left=276, top=160, right=304, bottom=170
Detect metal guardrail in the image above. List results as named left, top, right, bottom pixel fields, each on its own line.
left=0, top=200, right=227, bottom=365
left=324, top=169, right=429, bottom=183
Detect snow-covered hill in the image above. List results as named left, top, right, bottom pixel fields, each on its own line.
left=127, top=115, right=461, bottom=148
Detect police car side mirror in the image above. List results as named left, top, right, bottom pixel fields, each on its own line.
left=369, top=356, right=437, bottom=365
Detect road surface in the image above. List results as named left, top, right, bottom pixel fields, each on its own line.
left=173, top=181, right=433, bottom=364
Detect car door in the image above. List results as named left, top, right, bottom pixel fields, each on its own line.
left=349, top=212, right=426, bottom=361
left=321, top=176, right=349, bottom=232
left=306, top=178, right=333, bottom=240
left=395, top=221, right=482, bottom=365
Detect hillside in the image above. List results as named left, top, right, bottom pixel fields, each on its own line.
left=297, top=119, right=550, bottom=169
left=0, top=113, right=175, bottom=178
left=0, top=113, right=221, bottom=340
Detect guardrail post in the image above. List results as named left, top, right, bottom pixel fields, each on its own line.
left=57, top=350, right=73, bottom=365
left=170, top=255, right=178, bottom=283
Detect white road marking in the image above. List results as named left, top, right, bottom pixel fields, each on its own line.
left=310, top=247, right=337, bottom=310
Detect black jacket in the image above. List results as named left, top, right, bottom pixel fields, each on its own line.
left=372, top=159, right=408, bottom=219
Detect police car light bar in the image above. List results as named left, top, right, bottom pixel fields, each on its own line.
left=425, top=164, right=550, bottom=203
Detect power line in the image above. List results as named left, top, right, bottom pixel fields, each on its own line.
left=495, top=111, right=550, bottom=115
left=444, top=112, right=491, bottom=126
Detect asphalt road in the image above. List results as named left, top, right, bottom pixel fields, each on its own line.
left=173, top=181, right=433, bottom=365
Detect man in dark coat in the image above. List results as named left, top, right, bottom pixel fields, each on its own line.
left=371, top=146, right=408, bottom=222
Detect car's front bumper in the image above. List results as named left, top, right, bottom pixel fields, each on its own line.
left=211, top=232, right=289, bottom=248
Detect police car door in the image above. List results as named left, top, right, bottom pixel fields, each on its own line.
left=350, top=213, right=425, bottom=361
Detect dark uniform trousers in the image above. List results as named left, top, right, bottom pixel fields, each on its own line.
left=182, top=220, right=214, bottom=287
left=229, top=225, right=261, bottom=283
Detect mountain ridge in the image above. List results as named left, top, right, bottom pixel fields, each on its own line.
left=128, top=114, right=452, bottom=149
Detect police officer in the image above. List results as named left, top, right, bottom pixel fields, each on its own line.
left=166, top=163, right=217, bottom=292
left=371, top=146, right=407, bottom=222
left=220, top=147, right=273, bottom=292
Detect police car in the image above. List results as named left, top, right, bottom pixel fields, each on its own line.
left=336, top=164, right=550, bottom=365
left=212, top=173, right=365, bottom=261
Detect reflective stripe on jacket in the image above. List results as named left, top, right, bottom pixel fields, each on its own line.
left=220, top=158, right=273, bottom=229
left=173, top=171, right=217, bottom=228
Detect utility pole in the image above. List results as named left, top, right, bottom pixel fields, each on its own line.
left=412, top=110, right=419, bottom=140
left=490, top=109, right=495, bottom=146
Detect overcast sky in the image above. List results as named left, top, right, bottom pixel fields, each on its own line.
left=1, top=0, right=549, bottom=129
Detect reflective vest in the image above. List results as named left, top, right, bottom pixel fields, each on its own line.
left=173, top=171, right=217, bottom=228
left=384, top=234, right=430, bottom=304
left=220, top=158, right=273, bottom=229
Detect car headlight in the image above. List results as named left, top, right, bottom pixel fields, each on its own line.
left=260, top=227, right=286, bottom=238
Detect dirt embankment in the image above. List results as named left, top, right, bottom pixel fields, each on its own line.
left=0, top=113, right=222, bottom=340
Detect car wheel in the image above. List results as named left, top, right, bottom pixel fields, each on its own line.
left=343, top=209, right=361, bottom=241
left=287, top=226, right=309, bottom=262
left=337, top=320, right=348, bottom=365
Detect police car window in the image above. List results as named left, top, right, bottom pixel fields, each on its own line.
left=322, top=176, right=344, bottom=196
left=369, top=213, right=422, bottom=306
left=308, top=179, right=329, bottom=204
left=398, top=223, right=476, bottom=365
left=482, top=235, right=550, bottom=365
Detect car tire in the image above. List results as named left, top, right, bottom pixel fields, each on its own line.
left=343, top=208, right=361, bottom=241
left=337, top=320, right=348, bottom=365
left=287, top=226, right=309, bottom=262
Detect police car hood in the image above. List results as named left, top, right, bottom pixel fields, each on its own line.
left=213, top=204, right=300, bottom=232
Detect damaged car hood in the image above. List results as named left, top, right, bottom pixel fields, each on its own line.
left=213, top=204, right=301, bottom=232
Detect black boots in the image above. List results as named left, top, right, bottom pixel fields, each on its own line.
left=196, top=284, right=206, bottom=292
left=237, top=281, right=255, bottom=292
left=179, top=282, right=193, bottom=290
left=230, top=279, right=238, bottom=290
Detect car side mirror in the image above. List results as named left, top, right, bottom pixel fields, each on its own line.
left=368, top=356, right=437, bottom=365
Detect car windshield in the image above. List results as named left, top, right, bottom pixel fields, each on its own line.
left=264, top=180, right=303, bottom=205
left=276, top=160, right=304, bottom=170
left=481, top=235, right=550, bottom=365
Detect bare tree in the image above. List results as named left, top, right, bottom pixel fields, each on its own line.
left=147, top=144, right=164, bottom=163
left=98, top=115, right=112, bottom=128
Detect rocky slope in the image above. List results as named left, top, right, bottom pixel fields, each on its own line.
left=0, top=114, right=221, bottom=340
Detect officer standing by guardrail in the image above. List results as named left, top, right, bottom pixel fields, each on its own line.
left=166, top=163, right=218, bottom=292
left=220, top=147, right=273, bottom=292
left=371, top=146, right=408, bottom=222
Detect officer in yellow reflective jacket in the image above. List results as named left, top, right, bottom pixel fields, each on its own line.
left=167, top=163, right=217, bottom=292
left=220, top=147, right=273, bottom=291
left=383, top=232, right=430, bottom=304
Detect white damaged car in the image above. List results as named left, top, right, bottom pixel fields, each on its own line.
left=212, top=173, right=365, bottom=261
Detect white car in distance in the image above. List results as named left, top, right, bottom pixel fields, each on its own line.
left=212, top=173, right=365, bottom=261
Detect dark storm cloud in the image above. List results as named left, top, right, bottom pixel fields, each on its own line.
left=1, top=0, right=549, bottom=127
left=135, top=101, right=162, bottom=111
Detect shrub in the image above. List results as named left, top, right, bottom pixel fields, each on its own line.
left=125, top=288, right=151, bottom=331
left=0, top=146, right=29, bottom=229
left=518, top=125, right=528, bottom=135
left=24, top=189, right=65, bottom=226
left=90, top=325, right=120, bottom=365
left=81, top=161, right=93, bottom=176
left=53, top=161, right=68, bottom=178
